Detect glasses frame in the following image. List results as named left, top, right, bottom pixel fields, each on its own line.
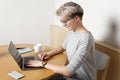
left=60, top=18, right=72, bottom=25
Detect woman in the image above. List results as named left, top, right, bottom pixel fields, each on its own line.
left=26, top=1, right=97, bottom=80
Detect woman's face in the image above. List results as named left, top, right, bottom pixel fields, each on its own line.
left=60, top=16, right=78, bottom=31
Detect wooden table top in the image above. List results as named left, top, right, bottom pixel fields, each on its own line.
left=0, top=44, right=67, bottom=80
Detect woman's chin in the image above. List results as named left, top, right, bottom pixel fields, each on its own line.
left=65, top=27, right=72, bottom=31
left=67, top=28, right=72, bottom=31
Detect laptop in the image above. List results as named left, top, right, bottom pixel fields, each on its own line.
left=8, top=41, right=42, bottom=70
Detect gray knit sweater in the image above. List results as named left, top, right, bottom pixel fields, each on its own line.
left=62, top=31, right=97, bottom=80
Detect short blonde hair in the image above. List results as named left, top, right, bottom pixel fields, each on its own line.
left=56, top=1, right=84, bottom=19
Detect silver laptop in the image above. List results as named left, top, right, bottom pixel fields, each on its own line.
left=8, top=41, right=42, bottom=70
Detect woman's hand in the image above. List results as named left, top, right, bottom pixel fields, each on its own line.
left=26, top=60, right=42, bottom=67
left=38, top=52, right=51, bottom=61
left=37, top=45, right=64, bottom=61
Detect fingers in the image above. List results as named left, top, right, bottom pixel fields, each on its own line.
left=25, top=60, right=41, bottom=67
left=41, top=53, right=46, bottom=61
left=37, top=53, right=43, bottom=60
left=25, top=60, right=33, bottom=67
left=38, top=52, right=47, bottom=61
left=25, top=60, right=33, bottom=65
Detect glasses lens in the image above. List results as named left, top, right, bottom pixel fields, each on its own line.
left=60, top=20, right=65, bottom=24
left=60, top=18, right=71, bottom=25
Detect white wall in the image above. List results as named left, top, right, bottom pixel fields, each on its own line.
left=0, top=0, right=120, bottom=48
left=55, top=0, right=120, bottom=48
left=0, top=0, right=55, bottom=45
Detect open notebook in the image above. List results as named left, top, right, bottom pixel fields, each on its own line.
left=17, top=47, right=33, bottom=54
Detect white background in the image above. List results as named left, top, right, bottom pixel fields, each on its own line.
left=0, top=0, right=55, bottom=45
left=0, top=0, right=120, bottom=48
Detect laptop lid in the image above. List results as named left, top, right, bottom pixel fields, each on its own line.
left=8, top=41, right=21, bottom=62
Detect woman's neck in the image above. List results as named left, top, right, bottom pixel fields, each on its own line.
left=74, top=23, right=88, bottom=33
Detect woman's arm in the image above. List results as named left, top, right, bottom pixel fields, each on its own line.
left=26, top=60, right=71, bottom=77
left=39, top=45, right=65, bottom=60
left=44, top=63, right=71, bottom=77
left=48, top=45, right=65, bottom=56
left=42, top=45, right=71, bottom=77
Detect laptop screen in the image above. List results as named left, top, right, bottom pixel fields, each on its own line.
left=8, top=41, right=21, bottom=62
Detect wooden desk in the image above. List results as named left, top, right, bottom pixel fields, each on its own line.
left=0, top=44, right=67, bottom=80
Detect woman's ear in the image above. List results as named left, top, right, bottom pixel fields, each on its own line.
left=75, top=16, right=80, bottom=22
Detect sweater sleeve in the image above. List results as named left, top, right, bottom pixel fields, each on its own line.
left=66, top=38, right=91, bottom=74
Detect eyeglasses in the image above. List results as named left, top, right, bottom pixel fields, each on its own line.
left=60, top=18, right=72, bottom=25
